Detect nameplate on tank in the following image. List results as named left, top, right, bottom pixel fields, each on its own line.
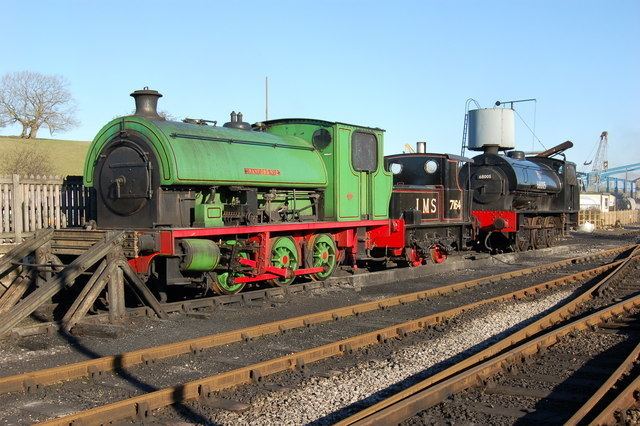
left=244, top=168, right=281, bottom=176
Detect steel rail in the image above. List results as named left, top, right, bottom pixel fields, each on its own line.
left=7, top=244, right=634, bottom=339
left=33, top=256, right=629, bottom=425
left=0, top=246, right=631, bottom=396
left=342, top=261, right=640, bottom=425
left=588, top=369, right=640, bottom=425
left=564, top=339, right=640, bottom=425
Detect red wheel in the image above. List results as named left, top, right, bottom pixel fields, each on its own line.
left=430, top=245, right=447, bottom=264
left=406, top=248, right=425, bottom=267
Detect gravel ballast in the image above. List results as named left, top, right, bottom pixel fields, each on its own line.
left=196, top=289, right=576, bottom=425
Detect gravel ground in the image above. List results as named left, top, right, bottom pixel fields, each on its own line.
left=621, top=409, right=640, bottom=425
left=154, top=287, right=577, bottom=425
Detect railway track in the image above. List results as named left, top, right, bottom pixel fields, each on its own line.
left=1, top=245, right=633, bottom=424
left=398, top=313, right=640, bottom=426
left=337, top=250, right=640, bottom=425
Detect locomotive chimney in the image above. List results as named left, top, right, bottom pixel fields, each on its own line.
left=131, top=87, right=164, bottom=120
left=483, top=145, right=499, bottom=155
left=416, top=141, right=427, bottom=153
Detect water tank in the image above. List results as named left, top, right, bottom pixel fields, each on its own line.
left=468, top=108, right=515, bottom=151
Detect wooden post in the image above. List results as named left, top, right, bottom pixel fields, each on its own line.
left=0, top=231, right=124, bottom=337
left=2, top=183, right=9, bottom=234
left=28, top=181, right=35, bottom=233
left=62, top=260, right=109, bottom=332
left=107, top=253, right=125, bottom=324
left=119, top=260, right=168, bottom=319
left=54, top=182, right=61, bottom=229
left=22, top=183, right=29, bottom=233
left=11, top=175, right=22, bottom=243
left=0, top=273, right=32, bottom=314
left=34, top=242, right=51, bottom=288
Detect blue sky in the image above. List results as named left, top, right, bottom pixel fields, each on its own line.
left=2, top=0, right=639, bottom=172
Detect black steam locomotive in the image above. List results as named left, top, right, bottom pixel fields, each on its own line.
left=460, top=141, right=580, bottom=251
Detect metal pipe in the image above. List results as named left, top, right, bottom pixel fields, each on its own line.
left=536, top=140, right=574, bottom=158
left=495, top=98, right=536, bottom=107
left=416, top=142, right=426, bottom=153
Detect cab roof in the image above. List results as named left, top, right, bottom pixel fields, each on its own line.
left=256, top=118, right=384, bottom=132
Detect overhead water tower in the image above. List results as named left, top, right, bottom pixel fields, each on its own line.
left=467, top=108, right=515, bottom=154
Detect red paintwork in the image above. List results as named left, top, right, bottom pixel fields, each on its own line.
left=430, top=245, right=447, bottom=263
left=471, top=210, right=517, bottom=233
left=129, top=219, right=407, bottom=283
left=407, top=248, right=424, bottom=267
left=128, top=255, right=157, bottom=274
left=234, top=266, right=325, bottom=284
left=367, top=220, right=405, bottom=248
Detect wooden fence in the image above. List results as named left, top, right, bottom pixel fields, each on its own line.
left=578, top=209, right=640, bottom=229
left=0, top=175, right=95, bottom=244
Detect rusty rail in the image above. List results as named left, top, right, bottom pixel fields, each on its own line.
left=0, top=245, right=631, bottom=396
left=339, top=256, right=640, bottom=425
left=589, top=369, right=640, bottom=425
left=565, top=339, right=640, bottom=425
left=33, top=253, right=632, bottom=425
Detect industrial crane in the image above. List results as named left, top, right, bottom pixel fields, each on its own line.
left=581, top=131, right=638, bottom=199
left=583, top=131, right=609, bottom=174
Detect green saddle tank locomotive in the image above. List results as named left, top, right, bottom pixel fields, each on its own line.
left=83, top=88, right=473, bottom=297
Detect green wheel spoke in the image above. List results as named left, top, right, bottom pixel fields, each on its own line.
left=310, top=234, right=337, bottom=280
left=209, top=251, right=248, bottom=295
left=269, top=237, right=299, bottom=287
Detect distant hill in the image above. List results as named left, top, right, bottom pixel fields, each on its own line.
left=0, top=136, right=90, bottom=176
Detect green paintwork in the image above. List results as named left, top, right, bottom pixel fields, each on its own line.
left=84, top=114, right=392, bottom=226
left=214, top=272, right=245, bottom=294
left=269, top=236, right=299, bottom=286
left=193, top=193, right=224, bottom=227
left=262, top=119, right=392, bottom=221
left=180, top=239, right=220, bottom=271
left=83, top=116, right=327, bottom=188
left=213, top=251, right=248, bottom=294
left=311, top=234, right=337, bottom=280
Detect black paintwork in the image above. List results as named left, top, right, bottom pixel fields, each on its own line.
left=93, top=130, right=195, bottom=228
left=459, top=151, right=580, bottom=226
left=384, top=153, right=473, bottom=252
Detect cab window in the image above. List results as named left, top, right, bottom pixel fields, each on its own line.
left=351, top=132, right=377, bottom=172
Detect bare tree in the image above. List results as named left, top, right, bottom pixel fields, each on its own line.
left=0, top=71, right=79, bottom=139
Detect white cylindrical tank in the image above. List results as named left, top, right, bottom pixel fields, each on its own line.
left=468, top=108, right=515, bottom=151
